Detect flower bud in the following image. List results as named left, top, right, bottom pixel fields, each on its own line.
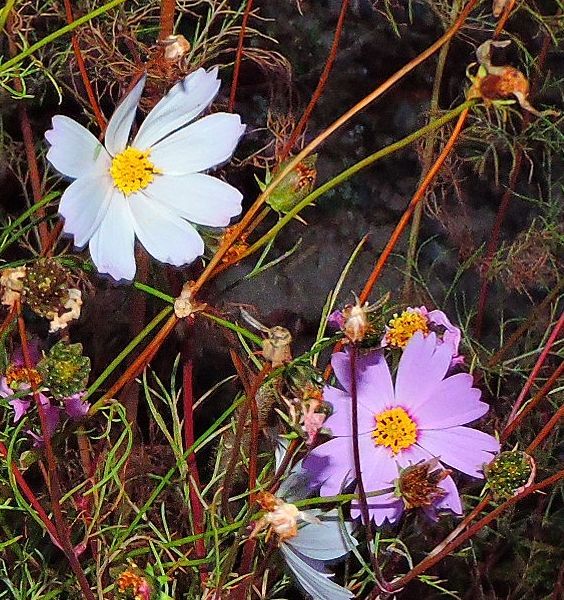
left=485, top=451, right=535, bottom=500
left=37, top=341, right=90, bottom=399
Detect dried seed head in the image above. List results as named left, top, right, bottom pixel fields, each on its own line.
left=161, top=34, right=191, bottom=61
left=0, top=266, right=26, bottom=308
left=174, top=281, right=207, bottom=319
left=396, top=459, right=451, bottom=509
left=21, top=258, right=70, bottom=319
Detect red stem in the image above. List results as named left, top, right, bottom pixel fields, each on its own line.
left=228, top=0, right=254, bottom=112
left=63, top=0, right=107, bottom=131
left=183, top=360, right=207, bottom=582
left=359, top=108, right=469, bottom=304
left=280, top=0, right=350, bottom=158
left=16, top=304, right=95, bottom=600
left=0, top=440, right=62, bottom=546
left=505, top=311, right=563, bottom=426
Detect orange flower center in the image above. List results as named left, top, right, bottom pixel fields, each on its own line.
left=5, top=364, right=42, bottom=389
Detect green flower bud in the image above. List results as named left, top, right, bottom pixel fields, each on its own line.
left=264, top=154, right=317, bottom=213
left=485, top=451, right=535, bottom=500
left=37, top=341, right=90, bottom=399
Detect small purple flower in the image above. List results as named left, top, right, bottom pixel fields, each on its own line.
left=64, top=392, right=90, bottom=419
left=327, top=310, right=345, bottom=331
left=304, top=332, right=499, bottom=525
left=382, top=306, right=463, bottom=364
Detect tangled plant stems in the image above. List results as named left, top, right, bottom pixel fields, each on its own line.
left=1, top=0, right=562, bottom=598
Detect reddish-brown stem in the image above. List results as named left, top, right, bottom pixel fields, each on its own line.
left=494, top=0, right=518, bottom=37
left=0, top=440, right=62, bottom=546
left=100, top=310, right=178, bottom=402
left=248, top=364, right=271, bottom=505
left=0, top=305, right=17, bottom=337
left=384, top=470, right=563, bottom=594
left=183, top=360, right=207, bottom=582
left=505, top=311, right=563, bottom=426
left=350, top=346, right=389, bottom=591
left=359, top=108, right=469, bottom=304
left=474, top=29, right=552, bottom=338
left=280, top=0, right=350, bottom=158
left=228, top=0, right=254, bottom=112
left=484, top=281, right=563, bottom=371
left=41, top=221, right=64, bottom=257
left=62, top=0, right=107, bottom=131
left=159, top=0, right=176, bottom=40
left=16, top=303, right=95, bottom=600
left=502, top=361, right=564, bottom=443
left=526, top=403, right=563, bottom=454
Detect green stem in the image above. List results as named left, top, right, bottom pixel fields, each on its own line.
left=201, top=311, right=263, bottom=346
left=404, top=0, right=461, bottom=298
left=243, top=100, right=474, bottom=259
left=0, top=0, right=128, bottom=75
left=86, top=305, right=173, bottom=407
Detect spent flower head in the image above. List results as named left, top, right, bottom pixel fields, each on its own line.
left=45, top=68, right=245, bottom=281
left=485, top=450, right=535, bottom=500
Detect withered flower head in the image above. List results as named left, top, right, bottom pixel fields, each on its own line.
left=396, top=458, right=451, bottom=510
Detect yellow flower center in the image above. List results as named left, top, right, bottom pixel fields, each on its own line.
left=385, top=309, right=429, bottom=348
left=109, top=147, right=161, bottom=195
left=373, top=407, right=417, bottom=454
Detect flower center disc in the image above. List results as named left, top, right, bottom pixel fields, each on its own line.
left=373, top=407, right=417, bottom=454
left=385, top=310, right=429, bottom=348
left=110, top=147, right=160, bottom=195
left=5, top=364, right=42, bottom=389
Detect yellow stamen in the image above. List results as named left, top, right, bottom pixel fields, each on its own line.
left=373, top=407, right=417, bottom=454
left=109, top=147, right=161, bottom=195
left=385, top=309, right=429, bottom=348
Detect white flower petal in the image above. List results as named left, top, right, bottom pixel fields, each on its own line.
left=134, top=68, right=221, bottom=149
left=280, top=545, right=354, bottom=600
left=58, top=172, right=114, bottom=247
left=129, top=192, right=204, bottom=266
left=89, top=196, right=136, bottom=281
left=146, top=172, right=242, bottom=227
left=150, top=113, right=245, bottom=175
left=45, top=115, right=109, bottom=179
left=104, top=75, right=146, bottom=156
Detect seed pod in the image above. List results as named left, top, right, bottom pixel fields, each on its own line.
left=37, top=341, right=91, bottom=399
left=485, top=450, right=535, bottom=500
left=265, top=154, right=318, bottom=214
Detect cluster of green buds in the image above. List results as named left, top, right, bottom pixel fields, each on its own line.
left=37, top=341, right=90, bottom=399
left=484, top=450, right=535, bottom=500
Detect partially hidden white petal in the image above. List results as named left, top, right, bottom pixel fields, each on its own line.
left=134, top=68, right=221, bottom=149
left=45, top=115, right=109, bottom=179
left=89, top=194, right=136, bottom=281
left=150, top=113, right=245, bottom=175
left=290, top=512, right=357, bottom=561
left=280, top=545, right=354, bottom=600
left=129, top=192, right=204, bottom=267
left=147, top=172, right=242, bottom=227
left=104, top=75, right=146, bottom=156
left=58, top=172, right=114, bottom=247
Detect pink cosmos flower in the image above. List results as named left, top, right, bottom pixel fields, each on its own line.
left=304, top=332, right=499, bottom=525
left=382, top=306, right=463, bottom=364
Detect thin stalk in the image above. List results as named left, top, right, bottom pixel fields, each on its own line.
left=159, top=0, right=176, bottom=39
left=17, top=304, right=95, bottom=600
left=383, top=470, right=564, bottom=595
left=526, top=403, right=563, bottom=454
left=359, top=107, right=470, bottom=304
left=62, top=0, right=107, bottom=130
left=404, top=0, right=460, bottom=298
left=505, top=311, right=563, bottom=426
left=238, top=101, right=473, bottom=266
left=0, top=0, right=128, bottom=75
left=350, top=346, right=389, bottom=591
left=228, top=0, right=254, bottom=111
left=190, top=0, right=480, bottom=299
left=280, top=0, right=350, bottom=158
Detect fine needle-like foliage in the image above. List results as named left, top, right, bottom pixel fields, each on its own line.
left=0, top=1, right=562, bottom=599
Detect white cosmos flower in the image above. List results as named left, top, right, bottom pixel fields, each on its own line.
left=45, top=68, right=245, bottom=281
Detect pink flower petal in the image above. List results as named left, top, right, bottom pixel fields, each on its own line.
left=418, top=426, right=499, bottom=478
left=395, top=332, right=452, bottom=410
left=322, top=386, right=374, bottom=437
left=415, top=373, right=489, bottom=429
